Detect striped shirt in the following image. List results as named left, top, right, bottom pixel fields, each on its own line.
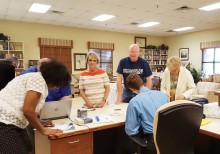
left=79, top=68, right=110, bottom=105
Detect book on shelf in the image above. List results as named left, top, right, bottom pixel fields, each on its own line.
left=9, top=43, right=14, bottom=50
left=0, top=54, right=6, bottom=59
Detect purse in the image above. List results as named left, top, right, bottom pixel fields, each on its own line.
left=191, top=98, right=208, bottom=106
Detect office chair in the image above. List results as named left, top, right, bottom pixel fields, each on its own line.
left=129, top=100, right=203, bottom=154
left=152, top=76, right=160, bottom=90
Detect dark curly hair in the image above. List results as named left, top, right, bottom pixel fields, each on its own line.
left=40, top=59, right=71, bottom=87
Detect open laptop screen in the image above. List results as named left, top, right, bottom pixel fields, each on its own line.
left=40, top=100, right=72, bottom=120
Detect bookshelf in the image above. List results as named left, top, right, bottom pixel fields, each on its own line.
left=0, top=40, right=24, bottom=75
left=141, top=49, right=168, bottom=76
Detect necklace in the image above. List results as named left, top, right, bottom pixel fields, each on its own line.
left=171, top=75, right=178, bottom=81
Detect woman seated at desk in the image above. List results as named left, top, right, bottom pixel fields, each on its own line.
left=79, top=52, right=110, bottom=108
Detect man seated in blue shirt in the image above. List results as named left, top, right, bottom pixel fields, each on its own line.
left=20, top=58, right=71, bottom=102
left=116, top=74, right=168, bottom=154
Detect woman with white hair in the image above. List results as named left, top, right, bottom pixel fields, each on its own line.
left=79, top=52, right=110, bottom=108
left=160, top=56, right=196, bottom=101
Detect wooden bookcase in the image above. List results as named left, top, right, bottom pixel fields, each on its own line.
left=0, top=40, right=24, bottom=75
left=141, top=49, right=168, bottom=74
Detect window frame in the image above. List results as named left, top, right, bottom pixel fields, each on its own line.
left=202, top=47, right=220, bottom=75
left=88, top=49, right=113, bottom=71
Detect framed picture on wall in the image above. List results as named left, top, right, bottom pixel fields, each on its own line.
left=29, top=60, right=38, bottom=67
left=74, top=53, right=87, bottom=71
left=179, top=48, right=189, bottom=61
left=134, top=37, right=146, bottom=48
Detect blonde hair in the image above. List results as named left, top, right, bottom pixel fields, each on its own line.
left=86, top=51, right=100, bottom=64
left=166, top=56, right=181, bottom=70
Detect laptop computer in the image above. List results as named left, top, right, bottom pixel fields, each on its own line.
left=40, top=100, right=72, bottom=120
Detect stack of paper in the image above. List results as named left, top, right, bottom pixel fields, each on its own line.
left=201, top=119, right=212, bottom=126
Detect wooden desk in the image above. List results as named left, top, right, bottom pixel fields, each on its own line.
left=35, top=97, right=128, bottom=154
left=35, top=118, right=92, bottom=154
left=35, top=97, right=220, bottom=154
left=197, top=118, right=220, bottom=153
left=199, top=118, right=220, bottom=139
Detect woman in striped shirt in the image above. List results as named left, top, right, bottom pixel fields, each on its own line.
left=79, top=52, right=110, bottom=108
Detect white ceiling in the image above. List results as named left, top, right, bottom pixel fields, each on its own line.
left=1, top=0, right=220, bottom=36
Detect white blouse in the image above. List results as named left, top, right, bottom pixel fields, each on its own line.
left=0, top=72, right=48, bottom=128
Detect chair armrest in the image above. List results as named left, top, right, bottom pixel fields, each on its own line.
left=129, top=135, right=148, bottom=147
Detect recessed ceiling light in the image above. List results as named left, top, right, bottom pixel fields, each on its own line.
left=138, top=22, right=160, bottom=27
left=92, top=14, right=115, bottom=21
left=199, top=2, right=220, bottom=11
left=29, top=3, right=51, bottom=13
left=173, top=27, right=194, bottom=31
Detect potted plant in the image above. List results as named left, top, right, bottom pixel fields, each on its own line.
left=107, top=68, right=113, bottom=80
left=186, top=64, right=202, bottom=84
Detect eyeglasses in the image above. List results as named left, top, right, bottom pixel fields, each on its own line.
left=88, top=59, right=97, bottom=62
left=129, top=52, right=139, bottom=55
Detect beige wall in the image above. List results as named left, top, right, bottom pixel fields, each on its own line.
left=165, top=28, right=220, bottom=69
left=0, top=19, right=165, bottom=74
left=2, top=19, right=219, bottom=72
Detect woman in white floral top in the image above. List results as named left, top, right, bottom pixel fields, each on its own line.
left=0, top=59, right=71, bottom=154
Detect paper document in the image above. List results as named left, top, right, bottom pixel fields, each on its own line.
left=201, top=119, right=212, bottom=126
left=92, top=115, right=113, bottom=123
left=54, top=123, right=75, bottom=131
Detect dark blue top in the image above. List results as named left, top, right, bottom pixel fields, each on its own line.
left=20, top=66, right=71, bottom=102
left=117, top=57, right=152, bottom=101
left=20, top=66, right=37, bottom=75
left=45, top=86, right=71, bottom=102
left=0, top=62, right=15, bottom=90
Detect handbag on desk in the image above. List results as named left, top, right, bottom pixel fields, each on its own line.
left=191, top=98, right=208, bottom=119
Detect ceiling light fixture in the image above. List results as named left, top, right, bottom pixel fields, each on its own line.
left=28, top=3, right=51, bottom=13
left=199, top=2, right=220, bottom=11
left=138, top=22, right=160, bottom=27
left=92, top=14, right=115, bottom=21
left=175, top=6, right=193, bottom=12
left=173, top=27, right=194, bottom=31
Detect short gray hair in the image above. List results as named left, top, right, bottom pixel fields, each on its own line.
left=128, top=44, right=140, bottom=52
left=166, top=56, right=181, bottom=70
left=6, top=56, right=18, bottom=63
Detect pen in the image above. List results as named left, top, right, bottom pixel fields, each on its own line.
left=95, top=116, right=100, bottom=122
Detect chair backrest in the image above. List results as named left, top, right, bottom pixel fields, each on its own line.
left=152, top=76, right=160, bottom=90
left=153, top=100, right=203, bottom=154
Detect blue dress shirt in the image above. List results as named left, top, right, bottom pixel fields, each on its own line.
left=125, top=87, right=169, bottom=136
